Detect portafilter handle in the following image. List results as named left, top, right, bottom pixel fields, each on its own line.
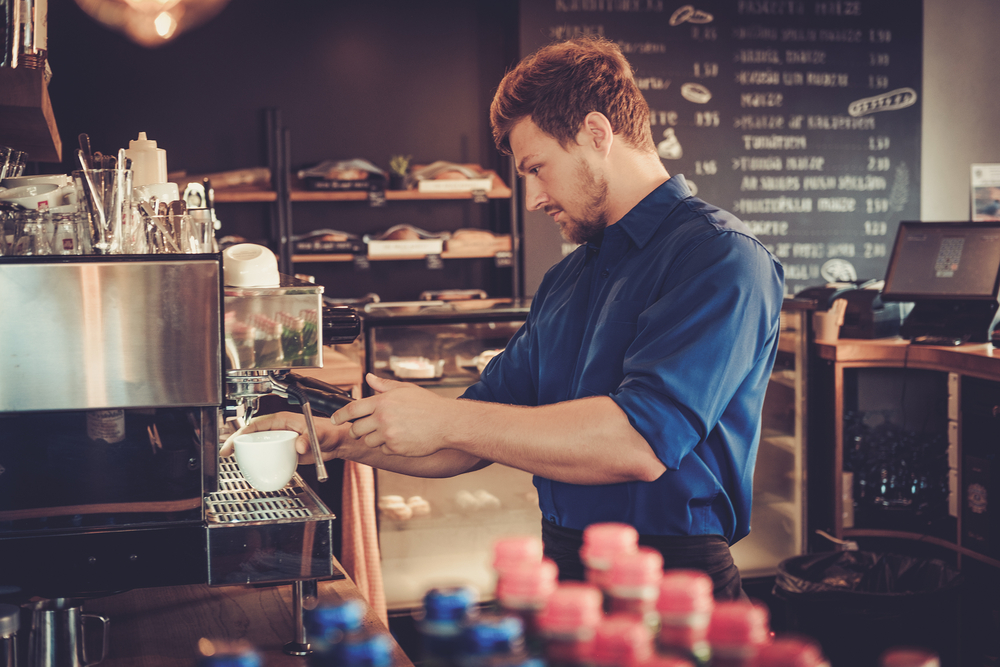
left=281, top=373, right=355, bottom=483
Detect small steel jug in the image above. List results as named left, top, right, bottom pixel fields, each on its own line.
left=23, top=599, right=109, bottom=667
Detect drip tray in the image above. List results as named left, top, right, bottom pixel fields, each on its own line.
left=206, top=458, right=328, bottom=524
left=205, top=456, right=342, bottom=586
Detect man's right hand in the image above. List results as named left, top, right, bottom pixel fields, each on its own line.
left=220, top=411, right=339, bottom=464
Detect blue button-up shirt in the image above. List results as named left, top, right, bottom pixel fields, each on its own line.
left=462, top=175, right=784, bottom=543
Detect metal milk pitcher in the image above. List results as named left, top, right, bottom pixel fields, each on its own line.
left=23, top=599, right=109, bottom=667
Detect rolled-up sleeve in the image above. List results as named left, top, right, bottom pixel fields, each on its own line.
left=612, top=231, right=784, bottom=470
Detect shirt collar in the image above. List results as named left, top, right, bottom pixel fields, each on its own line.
left=601, top=173, right=692, bottom=250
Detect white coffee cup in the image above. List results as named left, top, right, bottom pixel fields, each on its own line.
left=1, top=174, right=72, bottom=189
left=233, top=430, right=299, bottom=492
left=0, top=183, right=59, bottom=209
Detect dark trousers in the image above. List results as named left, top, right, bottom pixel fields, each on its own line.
left=541, top=518, right=747, bottom=601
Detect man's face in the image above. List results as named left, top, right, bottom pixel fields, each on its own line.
left=509, top=118, right=610, bottom=245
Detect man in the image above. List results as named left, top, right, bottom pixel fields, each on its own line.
left=223, top=36, right=784, bottom=600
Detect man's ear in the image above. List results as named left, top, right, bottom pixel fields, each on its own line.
left=576, top=111, right=614, bottom=157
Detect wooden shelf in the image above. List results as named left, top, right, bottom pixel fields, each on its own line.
left=293, top=239, right=512, bottom=263
left=0, top=67, right=61, bottom=163
left=212, top=187, right=278, bottom=203
left=213, top=169, right=512, bottom=204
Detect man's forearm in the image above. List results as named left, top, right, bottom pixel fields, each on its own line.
left=332, top=436, right=489, bottom=478
left=443, top=395, right=666, bottom=484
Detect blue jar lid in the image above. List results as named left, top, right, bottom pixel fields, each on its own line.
left=307, top=599, right=365, bottom=637
left=422, top=585, right=478, bottom=623
left=339, top=633, right=393, bottom=667
left=461, top=614, right=525, bottom=656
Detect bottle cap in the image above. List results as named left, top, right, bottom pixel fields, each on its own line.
left=656, top=569, right=714, bottom=614
left=339, top=632, right=393, bottom=666
left=496, top=557, right=559, bottom=605
left=421, top=585, right=479, bottom=623
left=493, top=535, right=544, bottom=573
left=607, top=546, right=664, bottom=589
left=536, top=582, right=603, bottom=632
left=579, top=522, right=639, bottom=569
left=751, top=637, right=828, bottom=667
left=307, top=599, right=365, bottom=637
left=461, top=613, right=525, bottom=657
left=590, top=614, right=653, bottom=666
left=707, top=601, right=770, bottom=648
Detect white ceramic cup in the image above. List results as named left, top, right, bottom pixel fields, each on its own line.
left=1, top=174, right=72, bottom=189
left=233, top=430, right=299, bottom=492
left=222, top=243, right=281, bottom=287
left=0, top=183, right=59, bottom=209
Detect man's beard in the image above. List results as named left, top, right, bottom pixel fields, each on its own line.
left=558, top=158, right=610, bottom=245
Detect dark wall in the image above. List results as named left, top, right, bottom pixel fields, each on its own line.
left=43, top=0, right=520, bottom=301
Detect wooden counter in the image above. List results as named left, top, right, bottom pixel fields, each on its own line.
left=83, top=567, right=414, bottom=667
left=816, top=336, right=1000, bottom=381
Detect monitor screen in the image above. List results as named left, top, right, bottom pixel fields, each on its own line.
left=882, top=221, right=1000, bottom=301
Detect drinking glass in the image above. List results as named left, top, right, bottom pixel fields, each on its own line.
left=72, top=168, right=133, bottom=254
left=0, top=146, right=11, bottom=180
left=10, top=211, right=54, bottom=256
left=49, top=212, right=86, bottom=255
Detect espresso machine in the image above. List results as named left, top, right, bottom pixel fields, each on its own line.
left=0, top=250, right=360, bottom=653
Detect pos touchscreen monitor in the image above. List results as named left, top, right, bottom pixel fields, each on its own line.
left=881, top=220, right=1000, bottom=343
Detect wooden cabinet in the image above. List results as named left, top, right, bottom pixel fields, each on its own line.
left=0, top=67, right=61, bottom=163
left=816, top=337, right=1000, bottom=569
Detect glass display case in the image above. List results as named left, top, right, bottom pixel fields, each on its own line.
left=362, top=300, right=538, bottom=610
left=729, top=299, right=809, bottom=578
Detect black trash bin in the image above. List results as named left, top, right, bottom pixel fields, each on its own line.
left=773, top=551, right=963, bottom=667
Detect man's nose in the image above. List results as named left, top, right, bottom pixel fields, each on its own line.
left=524, top=179, right=547, bottom=211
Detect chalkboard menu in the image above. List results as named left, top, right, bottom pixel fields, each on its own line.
left=520, top=1, right=922, bottom=296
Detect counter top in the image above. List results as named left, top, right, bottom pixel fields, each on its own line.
left=815, top=336, right=1000, bottom=380
left=83, top=571, right=414, bottom=667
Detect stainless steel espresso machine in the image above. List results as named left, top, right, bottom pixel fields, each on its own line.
left=0, top=252, right=360, bottom=653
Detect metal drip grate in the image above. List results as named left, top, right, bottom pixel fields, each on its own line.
left=206, top=457, right=317, bottom=523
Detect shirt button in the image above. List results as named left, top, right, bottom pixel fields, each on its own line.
left=601, top=269, right=610, bottom=278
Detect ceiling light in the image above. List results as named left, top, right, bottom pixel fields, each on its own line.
left=74, top=0, right=231, bottom=48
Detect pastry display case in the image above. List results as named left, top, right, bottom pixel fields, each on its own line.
left=361, top=299, right=538, bottom=610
